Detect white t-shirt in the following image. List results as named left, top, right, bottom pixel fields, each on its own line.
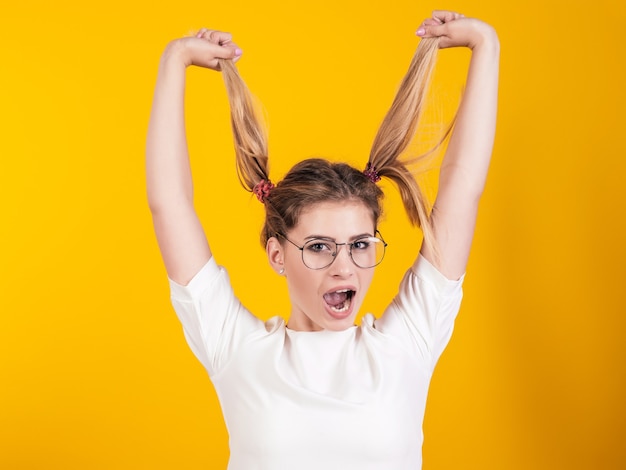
left=169, top=255, right=464, bottom=470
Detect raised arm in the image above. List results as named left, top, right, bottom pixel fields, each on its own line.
left=146, top=30, right=242, bottom=285
left=417, top=11, right=500, bottom=280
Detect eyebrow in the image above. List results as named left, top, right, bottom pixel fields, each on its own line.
left=303, top=233, right=374, bottom=242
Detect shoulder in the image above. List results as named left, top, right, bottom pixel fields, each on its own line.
left=371, top=255, right=466, bottom=364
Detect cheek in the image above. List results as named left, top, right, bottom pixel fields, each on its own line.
left=286, top=262, right=318, bottom=299
left=359, top=272, right=375, bottom=295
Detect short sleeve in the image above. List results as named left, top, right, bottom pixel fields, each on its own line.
left=375, top=255, right=465, bottom=369
left=169, top=257, right=263, bottom=376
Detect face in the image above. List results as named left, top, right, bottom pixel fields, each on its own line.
left=268, top=200, right=378, bottom=332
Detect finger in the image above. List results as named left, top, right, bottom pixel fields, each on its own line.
left=212, top=42, right=243, bottom=60
left=195, top=28, right=212, bottom=38
left=199, top=29, right=233, bottom=45
left=432, top=10, right=463, bottom=24
left=229, top=44, right=243, bottom=60
left=416, top=19, right=435, bottom=36
left=416, top=12, right=460, bottom=36
left=213, top=31, right=234, bottom=46
left=416, top=22, right=448, bottom=38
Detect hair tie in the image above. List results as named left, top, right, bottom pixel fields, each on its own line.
left=363, top=163, right=381, bottom=183
left=253, top=179, right=274, bottom=203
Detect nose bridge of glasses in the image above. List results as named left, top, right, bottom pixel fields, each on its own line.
left=320, top=241, right=347, bottom=267
left=334, top=242, right=352, bottom=259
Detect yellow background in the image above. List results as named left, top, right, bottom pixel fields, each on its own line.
left=2, top=0, right=625, bottom=468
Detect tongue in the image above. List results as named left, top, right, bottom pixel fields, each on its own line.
left=324, top=291, right=349, bottom=307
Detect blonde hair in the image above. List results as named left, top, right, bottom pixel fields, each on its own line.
left=218, top=37, right=442, bottom=252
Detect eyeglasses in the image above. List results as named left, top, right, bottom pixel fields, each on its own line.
left=278, top=231, right=387, bottom=270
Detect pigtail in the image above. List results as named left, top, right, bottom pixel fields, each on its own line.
left=367, top=37, right=444, bottom=256
left=219, top=59, right=270, bottom=196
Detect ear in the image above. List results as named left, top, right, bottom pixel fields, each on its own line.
left=266, top=236, right=285, bottom=274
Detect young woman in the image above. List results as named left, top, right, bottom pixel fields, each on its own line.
left=147, top=9, right=499, bottom=469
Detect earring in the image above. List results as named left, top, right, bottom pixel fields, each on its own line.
left=279, top=268, right=285, bottom=275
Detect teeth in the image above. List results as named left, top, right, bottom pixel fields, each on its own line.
left=330, top=295, right=352, bottom=313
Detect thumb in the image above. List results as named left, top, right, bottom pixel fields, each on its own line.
left=416, top=22, right=448, bottom=38
left=202, top=44, right=242, bottom=67
left=196, top=30, right=242, bottom=60
left=215, top=43, right=243, bottom=60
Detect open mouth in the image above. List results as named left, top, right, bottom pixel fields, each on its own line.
left=323, top=289, right=355, bottom=314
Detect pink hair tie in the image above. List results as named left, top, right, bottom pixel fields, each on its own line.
left=363, top=163, right=381, bottom=183
left=253, top=179, right=274, bottom=203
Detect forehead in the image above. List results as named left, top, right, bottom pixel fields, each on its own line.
left=290, top=200, right=376, bottom=238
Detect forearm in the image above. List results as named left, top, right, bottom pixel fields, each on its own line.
left=146, top=43, right=193, bottom=212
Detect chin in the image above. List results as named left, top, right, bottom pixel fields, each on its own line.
left=321, top=308, right=359, bottom=331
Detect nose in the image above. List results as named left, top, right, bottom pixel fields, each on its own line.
left=328, top=244, right=354, bottom=277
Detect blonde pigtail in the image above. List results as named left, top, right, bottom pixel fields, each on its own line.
left=219, top=59, right=271, bottom=200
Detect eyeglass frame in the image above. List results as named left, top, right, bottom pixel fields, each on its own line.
left=276, top=230, right=388, bottom=270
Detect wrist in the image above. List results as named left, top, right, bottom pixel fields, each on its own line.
left=161, top=39, right=193, bottom=69
left=470, top=24, right=499, bottom=52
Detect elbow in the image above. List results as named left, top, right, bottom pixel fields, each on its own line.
left=146, top=185, right=164, bottom=214
left=440, top=164, right=489, bottom=203
left=146, top=187, right=194, bottom=216
left=146, top=167, right=194, bottom=214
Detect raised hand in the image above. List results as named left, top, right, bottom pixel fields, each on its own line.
left=163, top=28, right=242, bottom=70
left=416, top=10, right=497, bottom=50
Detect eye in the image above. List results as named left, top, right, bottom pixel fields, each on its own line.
left=352, top=239, right=372, bottom=250
left=305, top=241, right=333, bottom=253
